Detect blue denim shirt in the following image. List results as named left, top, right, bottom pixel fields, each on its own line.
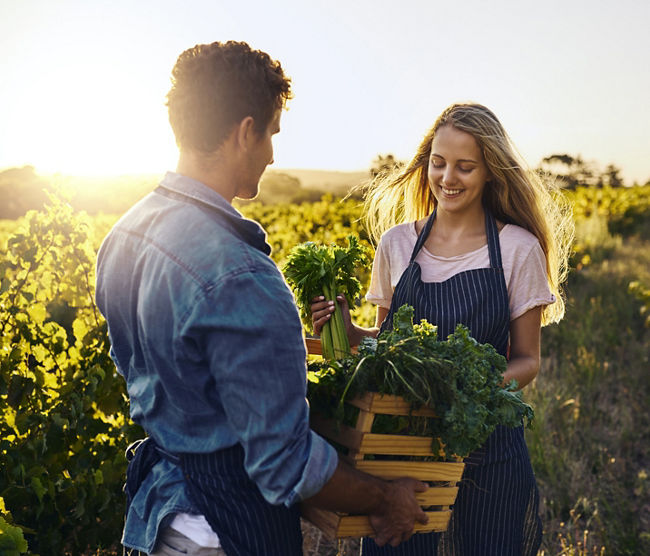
left=95, top=172, right=338, bottom=552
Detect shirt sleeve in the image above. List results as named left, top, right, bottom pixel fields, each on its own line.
left=186, top=265, right=338, bottom=507
left=366, top=236, right=394, bottom=308
left=508, top=240, right=556, bottom=320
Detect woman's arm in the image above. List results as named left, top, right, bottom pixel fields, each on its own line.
left=311, top=296, right=386, bottom=346
left=375, top=306, right=389, bottom=329
left=503, top=305, right=543, bottom=390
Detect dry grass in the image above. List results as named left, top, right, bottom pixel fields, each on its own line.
left=527, top=231, right=650, bottom=555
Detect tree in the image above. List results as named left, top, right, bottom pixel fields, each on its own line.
left=538, top=154, right=596, bottom=189
left=370, top=154, right=404, bottom=178
left=601, top=164, right=624, bottom=187
left=537, top=155, right=627, bottom=189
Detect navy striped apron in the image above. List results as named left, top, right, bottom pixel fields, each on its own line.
left=123, top=441, right=303, bottom=555
left=362, top=208, right=542, bottom=556
left=180, top=445, right=303, bottom=555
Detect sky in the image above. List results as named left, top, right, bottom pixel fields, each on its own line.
left=1, top=0, right=649, bottom=183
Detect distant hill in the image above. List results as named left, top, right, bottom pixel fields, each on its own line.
left=270, top=168, right=369, bottom=195
left=0, top=166, right=161, bottom=218
left=0, top=166, right=370, bottom=218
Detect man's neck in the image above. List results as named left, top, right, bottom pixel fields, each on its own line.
left=176, top=149, right=239, bottom=203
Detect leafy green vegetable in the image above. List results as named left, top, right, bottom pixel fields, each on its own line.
left=283, top=236, right=369, bottom=360
left=307, top=304, right=534, bottom=460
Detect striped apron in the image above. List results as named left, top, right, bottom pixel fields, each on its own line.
left=180, top=444, right=303, bottom=555
left=362, top=208, right=542, bottom=556
left=123, top=441, right=303, bottom=556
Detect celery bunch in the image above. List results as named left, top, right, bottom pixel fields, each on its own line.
left=283, top=236, right=369, bottom=360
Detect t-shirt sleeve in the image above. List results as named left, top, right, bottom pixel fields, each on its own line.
left=508, top=240, right=556, bottom=320
left=366, top=236, right=394, bottom=308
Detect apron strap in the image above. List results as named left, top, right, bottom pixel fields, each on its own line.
left=379, top=211, right=436, bottom=334
left=409, top=207, right=502, bottom=268
left=485, top=209, right=503, bottom=269
left=409, top=209, right=436, bottom=263
left=123, top=438, right=161, bottom=512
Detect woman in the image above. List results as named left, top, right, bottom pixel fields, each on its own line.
left=311, top=103, right=574, bottom=555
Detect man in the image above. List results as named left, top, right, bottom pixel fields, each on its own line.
left=95, top=41, right=427, bottom=556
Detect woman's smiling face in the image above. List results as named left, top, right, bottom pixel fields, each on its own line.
left=428, top=125, right=491, bottom=215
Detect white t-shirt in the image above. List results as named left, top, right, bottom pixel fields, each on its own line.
left=366, top=221, right=555, bottom=321
left=170, top=512, right=221, bottom=547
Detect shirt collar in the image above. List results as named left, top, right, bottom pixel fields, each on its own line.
left=157, top=171, right=272, bottom=256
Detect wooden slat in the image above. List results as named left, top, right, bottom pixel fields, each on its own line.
left=305, top=337, right=323, bottom=355
left=358, top=434, right=435, bottom=456
left=415, top=487, right=459, bottom=506
left=336, top=510, right=452, bottom=537
left=355, top=461, right=465, bottom=482
left=302, top=506, right=454, bottom=540
left=355, top=409, right=375, bottom=433
left=348, top=392, right=437, bottom=417
left=351, top=409, right=376, bottom=461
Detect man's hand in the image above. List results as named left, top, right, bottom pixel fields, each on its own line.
left=368, top=477, right=429, bottom=547
left=304, top=459, right=428, bottom=548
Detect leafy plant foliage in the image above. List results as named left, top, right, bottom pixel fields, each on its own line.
left=0, top=194, right=142, bottom=553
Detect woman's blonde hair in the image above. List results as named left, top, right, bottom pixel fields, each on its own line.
left=362, top=102, right=574, bottom=325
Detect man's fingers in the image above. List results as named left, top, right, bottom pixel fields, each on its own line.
left=368, top=477, right=431, bottom=548
left=413, top=480, right=429, bottom=493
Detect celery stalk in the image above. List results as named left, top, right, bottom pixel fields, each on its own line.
left=322, top=282, right=351, bottom=360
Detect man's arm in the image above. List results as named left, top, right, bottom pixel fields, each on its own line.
left=196, top=266, right=427, bottom=546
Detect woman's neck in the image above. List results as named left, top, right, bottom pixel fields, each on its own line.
left=433, top=205, right=485, bottom=241
left=422, top=206, right=487, bottom=258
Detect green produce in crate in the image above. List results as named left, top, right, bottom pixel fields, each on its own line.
left=307, top=304, right=534, bottom=460
left=283, top=235, right=369, bottom=360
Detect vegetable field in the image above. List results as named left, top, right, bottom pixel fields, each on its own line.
left=1, top=185, right=649, bottom=555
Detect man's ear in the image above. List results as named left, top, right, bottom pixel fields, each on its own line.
left=235, top=116, right=256, bottom=151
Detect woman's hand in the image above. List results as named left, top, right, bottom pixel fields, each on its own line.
left=310, top=294, right=353, bottom=338
left=311, top=295, right=381, bottom=347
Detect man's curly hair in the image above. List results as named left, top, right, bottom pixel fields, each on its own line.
left=167, top=41, right=292, bottom=152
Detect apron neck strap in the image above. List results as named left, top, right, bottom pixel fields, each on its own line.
left=409, top=209, right=436, bottom=263
left=485, top=210, right=503, bottom=269
left=408, top=207, right=503, bottom=269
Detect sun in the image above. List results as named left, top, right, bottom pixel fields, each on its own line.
left=5, top=62, right=178, bottom=177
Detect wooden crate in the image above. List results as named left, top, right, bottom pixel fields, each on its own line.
left=301, top=338, right=464, bottom=539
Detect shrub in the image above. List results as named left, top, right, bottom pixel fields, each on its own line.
left=0, top=193, right=142, bottom=554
